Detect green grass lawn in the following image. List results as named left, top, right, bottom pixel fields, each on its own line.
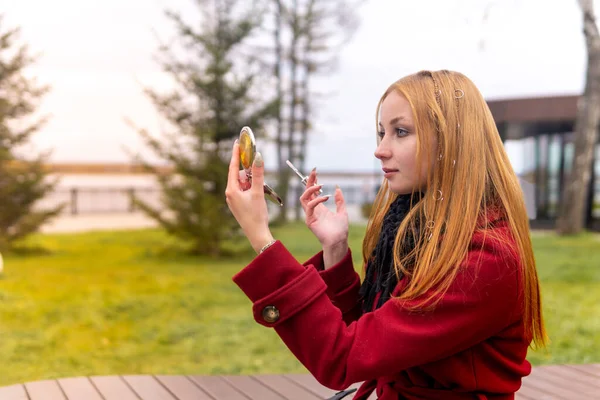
left=0, top=223, right=598, bottom=386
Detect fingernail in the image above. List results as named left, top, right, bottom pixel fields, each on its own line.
left=254, top=152, right=264, bottom=167
left=335, top=184, right=340, bottom=190
left=311, top=167, right=316, bottom=173
left=234, top=139, right=239, bottom=145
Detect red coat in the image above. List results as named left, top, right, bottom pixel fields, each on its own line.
left=233, top=217, right=531, bottom=399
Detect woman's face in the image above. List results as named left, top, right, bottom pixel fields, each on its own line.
left=374, top=91, right=436, bottom=194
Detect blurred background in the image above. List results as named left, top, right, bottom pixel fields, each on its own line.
left=1, top=0, right=598, bottom=231
left=0, top=0, right=598, bottom=389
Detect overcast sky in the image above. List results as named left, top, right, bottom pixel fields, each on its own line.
left=0, top=0, right=592, bottom=173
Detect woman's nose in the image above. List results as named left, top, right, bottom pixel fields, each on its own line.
left=374, top=139, right=390, bottom=160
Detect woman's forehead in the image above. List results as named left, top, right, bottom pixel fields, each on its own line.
left=379, top=92, right=413, bottom=125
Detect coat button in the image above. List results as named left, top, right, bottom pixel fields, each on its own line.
left=262, top=306, right=280, bottom=323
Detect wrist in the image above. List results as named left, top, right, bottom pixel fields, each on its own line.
left=321, top=235, right=348, bottom=250
left=251, top=233, right=275, bottom=254
left=323, top=240, right=348, bottom=252
left=323, top=241, right=348, bottom=269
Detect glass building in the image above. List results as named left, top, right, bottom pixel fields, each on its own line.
left=487, top=95, right=600, bottom=231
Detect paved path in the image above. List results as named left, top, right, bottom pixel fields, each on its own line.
left=40, top=212, right=158, bottom=234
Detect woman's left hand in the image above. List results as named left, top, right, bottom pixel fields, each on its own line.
left=225, top=140, right=274, bottom=253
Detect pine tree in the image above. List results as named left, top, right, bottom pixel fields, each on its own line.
left=0, top=16, right=63, bottom=250
left=132, top=0, right=276, bottom=255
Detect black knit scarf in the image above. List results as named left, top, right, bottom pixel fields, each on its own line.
left=359, top=193, right=422, bottom=313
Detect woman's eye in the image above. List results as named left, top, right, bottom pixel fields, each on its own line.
left=395, top=128, right=409, bottom=137
left=377, top=131, right=385, bottom=138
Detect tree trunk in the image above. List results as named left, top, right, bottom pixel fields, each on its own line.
left=295, top=0, right=316, bottom=221
left=557, top=0, right=600, bottom=234
left=273, top=0, right=289, bottom=224
left=295, top=74, right=311, bottom=220
left=276, top=0, right=300, bottom=223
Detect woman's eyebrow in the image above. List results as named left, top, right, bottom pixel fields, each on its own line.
left=389, top=116, right=407, bottom=125
left=379, top=116, right=408, bottom=127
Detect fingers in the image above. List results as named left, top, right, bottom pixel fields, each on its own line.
left=334, top=185, right=347, bottom=215
left=299, top=183, right=324, bottom=210
left=239, top=170, right=251, bottom=191
left=227, top=140, right=241, bottom=191
left=305, top=194, right=332, bottom=220
left=250, top=152, right=265, bottom=194
left=306, top=168, right=317, bottom=187
left=299, top=168, right=320, bottom=209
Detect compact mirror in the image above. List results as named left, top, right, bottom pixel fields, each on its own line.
left=238, top=126, right=283, bottom=206
left=239, top=127, right=256, bottom=171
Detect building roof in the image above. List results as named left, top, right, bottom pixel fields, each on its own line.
left=486, top=95, right=579, bottom=124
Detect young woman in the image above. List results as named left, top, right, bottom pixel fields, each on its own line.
left=225, top=70, right=547, bottom=399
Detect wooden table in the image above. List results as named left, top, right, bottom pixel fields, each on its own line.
left=0, top=364, right=598, bottom=399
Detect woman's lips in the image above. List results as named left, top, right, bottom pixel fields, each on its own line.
left=382, top=168, right=398, bottom=178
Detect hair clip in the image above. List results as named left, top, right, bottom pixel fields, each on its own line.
left=426, top=220, right=435, bottom=242
left=430, top=73, right=442, bottom=107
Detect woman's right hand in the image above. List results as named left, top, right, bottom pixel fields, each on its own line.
left=300, top=169, right=349, bottom=249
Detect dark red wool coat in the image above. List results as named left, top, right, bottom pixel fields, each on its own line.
left=233, top=217, right=531, bottom=399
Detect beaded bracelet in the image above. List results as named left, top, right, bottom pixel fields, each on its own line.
left=259, top=240, right=277, bottom=254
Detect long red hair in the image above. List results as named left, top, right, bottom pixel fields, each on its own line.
left=362, top=70, right=547, bottom=348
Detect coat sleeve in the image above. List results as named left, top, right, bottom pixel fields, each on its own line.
left=302, top=249, right=363, bottom=324
left=232, top=233, right=522, bottom=390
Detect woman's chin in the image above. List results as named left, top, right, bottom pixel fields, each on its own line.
left=388, top=187, right=412, bottom=195
left=387, top=182, right=418, bottom=195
